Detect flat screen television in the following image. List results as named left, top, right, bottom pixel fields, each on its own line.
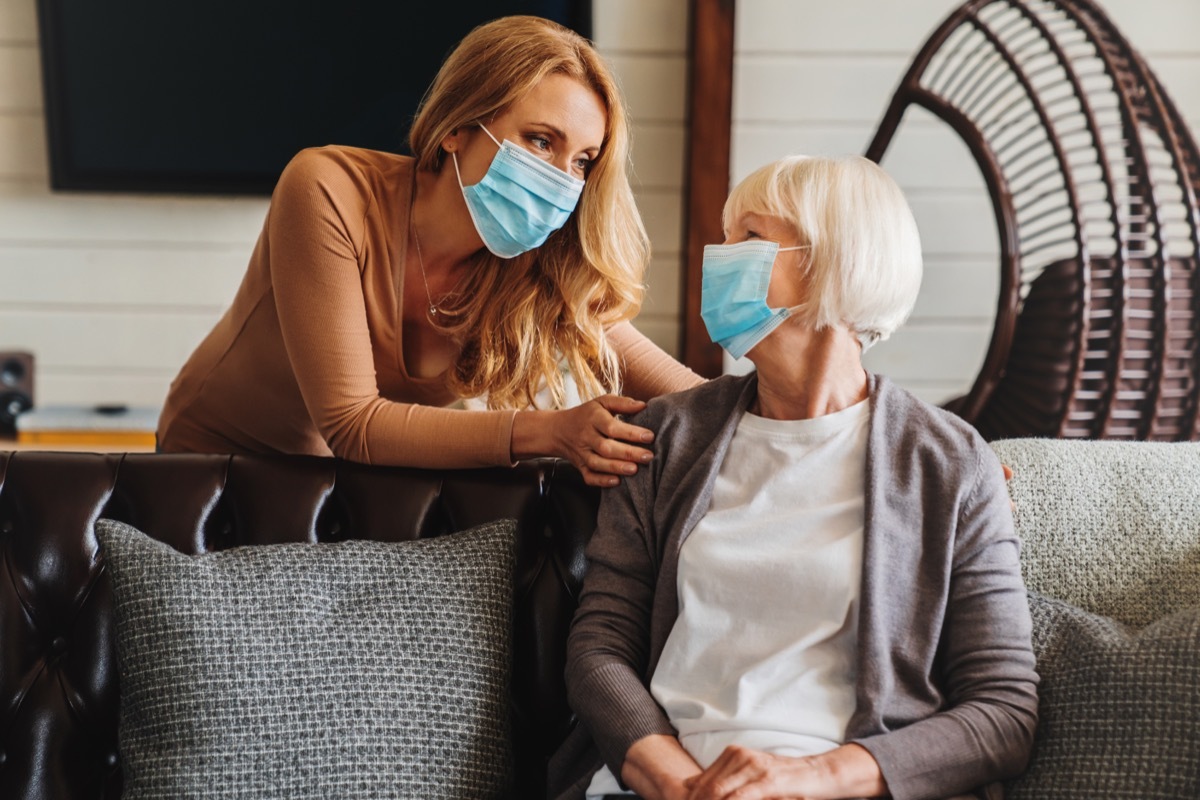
left=35, top=1, right=592, bottom=195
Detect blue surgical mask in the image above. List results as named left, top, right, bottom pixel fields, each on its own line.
left=700, top=240, right=808, bottom=360
left=452, top=124, right=585, bottom=259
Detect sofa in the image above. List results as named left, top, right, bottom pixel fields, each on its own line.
left=1, top=439, right=1197, bottom=799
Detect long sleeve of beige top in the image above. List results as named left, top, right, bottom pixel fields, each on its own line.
left=157, top=146, right=702, bottom=468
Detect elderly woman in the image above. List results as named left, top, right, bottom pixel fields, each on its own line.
left=549, top=155, right=1038, bottom=800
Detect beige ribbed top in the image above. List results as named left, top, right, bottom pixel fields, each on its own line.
left=157, top=146, right=701, bottom=468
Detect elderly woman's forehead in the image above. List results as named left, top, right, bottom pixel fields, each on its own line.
left=734, top=211, right=793, bottom=233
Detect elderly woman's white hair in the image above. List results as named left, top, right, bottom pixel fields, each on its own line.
left=723, top=155, right=923, bottom=343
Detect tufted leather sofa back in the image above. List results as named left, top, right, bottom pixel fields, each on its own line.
left=0, top=451, right=599, bottom=799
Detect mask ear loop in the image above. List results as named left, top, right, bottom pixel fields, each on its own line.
left=451, top=150, right=465, bottom=185
left=775, top=244, right=812, bottom=318
left=451, top=121, right=505, bottom=183
left=477, top=123, right=503, bottom=148
left=450, top=150, right=494, bottom=251
left=451, top=119, right=507, bottom=184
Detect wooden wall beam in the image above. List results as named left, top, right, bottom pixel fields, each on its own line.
left=680, top=0, right=736, bottom=377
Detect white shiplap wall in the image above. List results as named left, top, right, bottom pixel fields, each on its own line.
left=0, top=0, right=686, bottom=409
left=0, top=0, right=264, bottom=407
left=732, top=0, right=1200, bottom=404
left=2, top=0, right=1196, bottom=409
left=592, top=0, right=689, bottom=355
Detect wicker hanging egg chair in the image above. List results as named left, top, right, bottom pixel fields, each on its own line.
left=867, top=0, right=1200, bottom=440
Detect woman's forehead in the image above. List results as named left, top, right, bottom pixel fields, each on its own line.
left=503, top=74, right=606, bottom=148
left=732, top=211, right=790, bottom=233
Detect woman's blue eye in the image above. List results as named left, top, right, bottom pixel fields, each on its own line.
left=528, top=135, right=551, bottom=150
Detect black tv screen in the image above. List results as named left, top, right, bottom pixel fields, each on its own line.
left=36, top=1, right=592, bottom=195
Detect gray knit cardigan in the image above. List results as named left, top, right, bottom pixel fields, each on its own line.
left=548, top=372, right=1038, bottom=800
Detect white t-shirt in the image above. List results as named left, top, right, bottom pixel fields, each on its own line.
left=586, top=399, right=868, bottom=798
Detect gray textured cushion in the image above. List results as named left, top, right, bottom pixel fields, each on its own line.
left=990, top=439, right=1200, bottom=626
left=1008, top=592, right=1200, bottom=799
left=96, top=518, right=516, bottom=800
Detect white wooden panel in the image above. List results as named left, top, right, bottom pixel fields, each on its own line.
left=738, top=0, right=1200, bottom=59
left=607, top=55, right=687, bottom=123
left=592, top=0, right=688, bottom=54
left=733, top=114, right=988, bottom=190
left=732, top=124, right=875, bottom=181
left=640, top=253, right=681, bottom=318
left=738, top=0, right=960, bottom=55
left=629, top=122, right=686, bottom=191
left=32, top=371, right=174, bottom=408
left=912, top=258, right=1000, bottom=321
left=735, top=55, right=907, bottom=124
left=0, top=245, right=246, bottom=306
left=0, top=44, right=40, bottom=111
left=0, top=309, right=219, bottom=370
left=1146, top=57, right=1200, bottom=118
left=735, top=28, right=1200, bottom=129
left=1103, top=1, right=1200, bottom=55
left=908, top=193, right=998, bottom=256
left=875, top=113, right=997, bottom=191
left=637, top=188, right=683, bottom=257
left=0, top=183, right=268, bottom=245
left=0, top=113, right=45, bottom=178
left=0, top=0, right=38, bottom=44
left=862, top=322, right=991, bottom=383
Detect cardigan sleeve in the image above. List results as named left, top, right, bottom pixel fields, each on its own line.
left=564, top=425, right=678, bottom=779
left=268, top=148, right=516, bottom=468
left=851, top=447, right=1039, bottom=800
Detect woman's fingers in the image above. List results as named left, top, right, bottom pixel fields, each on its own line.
left=592, top=433, right=654, bottom=463
left=1002, top=463, right=1015, bottom=510
left=685, top=746, right=754, bottom=799
left=559, top=397, right=655, bottom=486
left=596, top=393, right=648, bottom=416
left=684, top=746, right=825, bottom=800
left=595, top=395, right=655, bottom=443
left=542, top=395, right=661, bottom=485
left=575, top=439, right=649, bottom=486
left=577, top=465, right=619, bottom=488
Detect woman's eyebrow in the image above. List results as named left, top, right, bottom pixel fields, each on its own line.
left=530, top=121, right=601, bottom=152
left=529, top=122, right=568, bottom=139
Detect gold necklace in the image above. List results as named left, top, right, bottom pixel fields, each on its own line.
left=411, top=215, right=442, bottom=319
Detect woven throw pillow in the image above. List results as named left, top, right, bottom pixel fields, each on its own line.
left=989, top=439, right=1200, bottom=627
left=96, top=518, right=516, bottom=800
left=1008, top=592, right=1200, bottom=799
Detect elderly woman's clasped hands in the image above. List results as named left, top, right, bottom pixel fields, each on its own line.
left=680, top=743, right=884, bottom=800
left=620, top=734, right=886, bottom=800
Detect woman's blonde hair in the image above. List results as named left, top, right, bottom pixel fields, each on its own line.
left=408, top=16, right=649, bottom=409
left=724, top=155, right=923, bottom=343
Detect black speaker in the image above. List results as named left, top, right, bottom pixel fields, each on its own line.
left=0, top=352, right=33, bottom=434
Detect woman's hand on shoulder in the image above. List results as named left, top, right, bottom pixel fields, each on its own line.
left=683, top=743, right=887, bottom=800
left=512, top=395, right=656, bottom=487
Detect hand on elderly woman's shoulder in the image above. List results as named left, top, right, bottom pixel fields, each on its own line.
left=513, top=394, right=656, bottom=487
left=681, top=742, right=887, bottom=800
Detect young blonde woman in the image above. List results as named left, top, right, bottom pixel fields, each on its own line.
left=156, top=16, right=702, bottom=485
